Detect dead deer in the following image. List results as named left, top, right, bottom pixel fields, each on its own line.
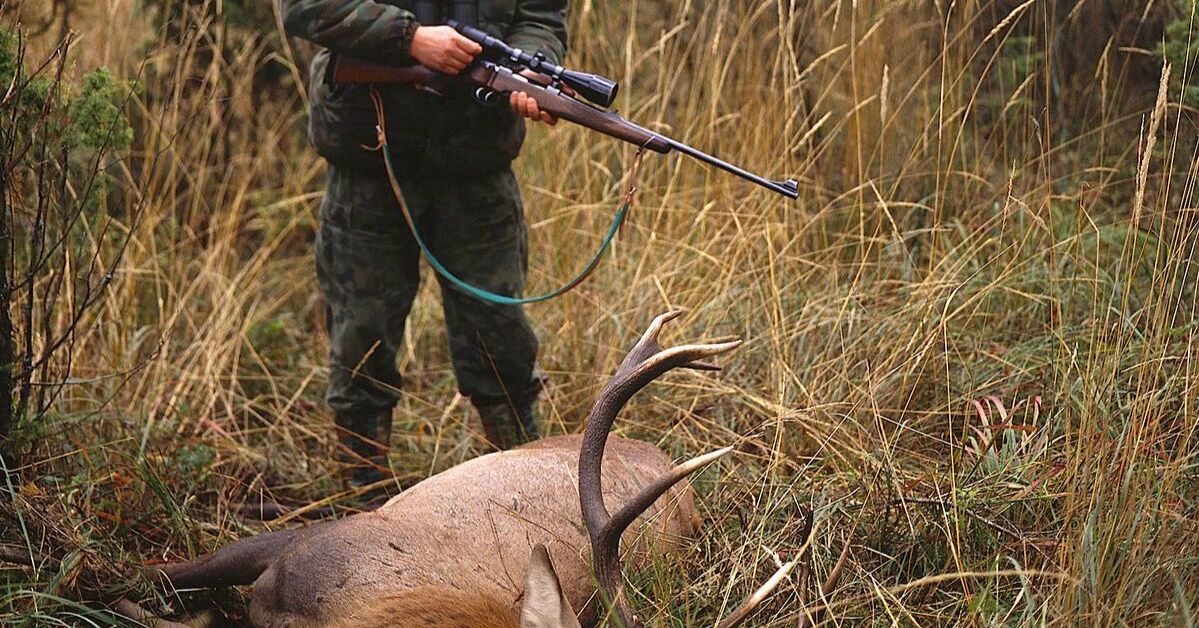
left=141, top=312, right=845, bottom=627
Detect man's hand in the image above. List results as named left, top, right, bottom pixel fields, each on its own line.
left=509, top=70, right=560, bottom=126
left=410, top=26, right=482, bottom=74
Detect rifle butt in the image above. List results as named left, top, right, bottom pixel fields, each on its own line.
left=327, top=55, right=441, bottom=85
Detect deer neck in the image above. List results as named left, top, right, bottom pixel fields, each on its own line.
left=328, top=585, right=518, bottom=628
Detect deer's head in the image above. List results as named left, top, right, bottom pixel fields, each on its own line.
left=513, top=311, right=737, bottom=627
left=520, top=311, right=848, bottom=628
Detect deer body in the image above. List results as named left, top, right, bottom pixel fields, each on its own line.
left=157, top=435, right=695, bottom=628
left=145, top=313, right=825, bottom=628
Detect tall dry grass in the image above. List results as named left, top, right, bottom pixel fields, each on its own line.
left=2, top=0, right=1197, bottom=625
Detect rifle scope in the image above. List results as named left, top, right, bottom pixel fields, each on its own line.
left=449, top=21, right=619, bottom=108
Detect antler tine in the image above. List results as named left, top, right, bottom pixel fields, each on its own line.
left=627, top=309, right=683, bottom=353
left=610, top=309, right=683, bottom=379
left=585, top=441, right=736, bottom=627
left=638, top=309, right=684, bottom=345
left=714, top=532, right=852, bottom=628
left=715, top=558, right=801, bottom=628
left=604, top=446, right=734, bottom=544
left=614, top=309, right=740, bottom=383
left=578, top=312, right=742, bottom=627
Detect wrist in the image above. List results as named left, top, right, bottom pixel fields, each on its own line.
left=397, top=18, right=421, bottom=62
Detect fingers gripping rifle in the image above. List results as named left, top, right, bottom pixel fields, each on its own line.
left=326, top=22, right=800, bottom=199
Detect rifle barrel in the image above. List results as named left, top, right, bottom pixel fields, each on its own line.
left=663, top=138, right=799, bottom=199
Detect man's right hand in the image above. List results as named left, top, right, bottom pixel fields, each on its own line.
left=410, top=26, right=482, bottom=74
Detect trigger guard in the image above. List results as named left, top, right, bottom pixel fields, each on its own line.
left=473, top=87, right=500, bottom=106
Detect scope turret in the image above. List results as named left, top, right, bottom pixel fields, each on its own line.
left=450, top=21, right=620, bottom=108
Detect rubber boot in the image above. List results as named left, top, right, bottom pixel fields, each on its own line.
left=475, top=400, right=540, bottom=450
left=334, top=408, right=393, bottom=500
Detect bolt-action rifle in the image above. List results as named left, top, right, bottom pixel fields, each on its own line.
left=326, top=21, right=799, bottom=199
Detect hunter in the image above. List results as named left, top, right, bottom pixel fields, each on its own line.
left=280, top=0, right=567, bottom=490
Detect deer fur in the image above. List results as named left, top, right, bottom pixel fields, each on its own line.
left=146, top=311, right=721, bottom=628
left=144, top=312, right=836, bottom=627
left=150, top=434, right=695, bottom=627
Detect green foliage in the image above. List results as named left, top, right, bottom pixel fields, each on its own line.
left=0, top=27, right=136, bottom=449
left=987, top=35, right=1044, bottom=120
left=0, top=30, right=135, bottom=153
left=65, top=68, right=135, bottom=151
left=0, top=31, right=55, bottom=148
left=65, top=68, right=137, bottom=215
left=998, top=35, right=1042, bottom=91
left=0, top=30, right=16, bottom=82
left=967, top=586, right=1001, bottom=618
left=173, top=443, right=215, bottom=475
left=1158, top=2, right=1199, bottom=108
left=169, top=443, right=216, bottom=496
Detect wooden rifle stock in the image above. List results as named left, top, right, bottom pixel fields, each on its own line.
left=327, top=54, right=798, bottom=197
left=327, top=55, right=442, bottom=86
left=328, top=55, right=671, bottom=153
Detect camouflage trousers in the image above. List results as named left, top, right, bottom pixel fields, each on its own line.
left=316, top=162, right=543, bottom=457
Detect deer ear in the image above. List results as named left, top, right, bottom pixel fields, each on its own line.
left=520, top=545, right=581, bottom=628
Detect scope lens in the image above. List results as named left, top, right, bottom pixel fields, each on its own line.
left=563, top=70, right=619, bottom=108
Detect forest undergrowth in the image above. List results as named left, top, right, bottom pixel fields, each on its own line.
left=1, top=0, right=1197, bottom=625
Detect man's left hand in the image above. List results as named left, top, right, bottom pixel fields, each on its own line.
left=509, top=70, right=558, bottom=126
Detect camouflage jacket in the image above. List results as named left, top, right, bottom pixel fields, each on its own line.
left=282, top=0, right=569, bottom=174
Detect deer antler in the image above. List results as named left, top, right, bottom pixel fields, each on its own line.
left=712, top=534, right=851, bottom=628
left=714, top=558, right=801, bottom=628
left=578, top=311, right=741, bottom=627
